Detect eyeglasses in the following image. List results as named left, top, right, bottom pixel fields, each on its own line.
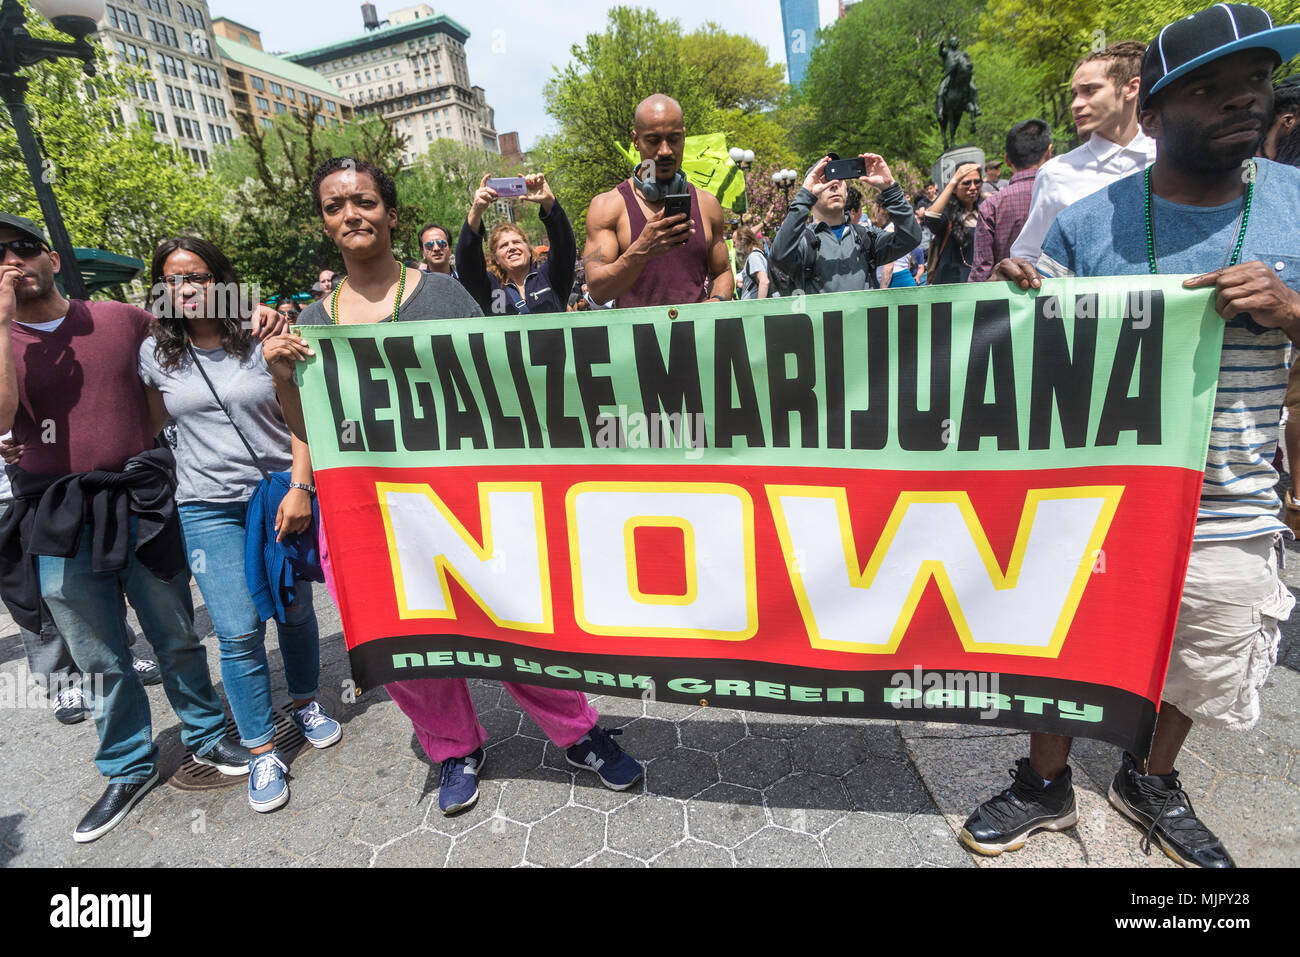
left=0, top=239, right=49, bottom=259
left=423, top=239, right=449, bottom=250
left=161, top=272, right=214, bottom=287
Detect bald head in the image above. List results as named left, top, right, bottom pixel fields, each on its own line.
left=634, top=94, right=684, bottom=133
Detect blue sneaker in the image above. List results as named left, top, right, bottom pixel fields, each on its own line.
left=248, top=750, right=289, bottom=813
left=438, top=747, right=485, bottom=815
left=291, top=700, right=342, bottom=748
left=567, top=726, right=643, bottom=791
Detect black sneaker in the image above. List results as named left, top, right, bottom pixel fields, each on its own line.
left=52, top=687, right=88, bottom=725
left=132, top=656, right=162, bottom=686
left=960, top=758, right=1078, bottom=856
left=191, top=734, right=253, bottom=776
left=73, top=771, right=160, bottom=843
left=1107, top=752, right=1234, bottom=868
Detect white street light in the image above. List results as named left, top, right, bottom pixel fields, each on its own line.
left=31, top=0, right=104, bottom=39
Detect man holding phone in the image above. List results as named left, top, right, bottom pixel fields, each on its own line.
left=583, top=94, right=733, bottom=308
left=769, top=151, right=921, bottom=296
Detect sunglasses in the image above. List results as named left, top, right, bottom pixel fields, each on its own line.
left=160, top=272, right=215, bottom=287
left=423, top=239, right=449, bottom=250
left=959, top=178, right=982, bottom=187
left=0, top=238, right=49, bottom=259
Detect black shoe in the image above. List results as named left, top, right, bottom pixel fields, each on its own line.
left=52, top=687, right=88, bottom=725
left=960, top=758, right=1078, bottom=856
left=73, top=772, right=160, bottom=843
left=191, top=734, right=252, bottom=776
left=132, top=656, right=162, bottom=686
left=1107, top=752, right=1234, bottom=868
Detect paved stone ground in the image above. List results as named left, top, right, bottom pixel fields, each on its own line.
left=2, top=548, right=1297, bottom=868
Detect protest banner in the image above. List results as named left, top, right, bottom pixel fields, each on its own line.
left=296, top=277, right=1222, bottom=754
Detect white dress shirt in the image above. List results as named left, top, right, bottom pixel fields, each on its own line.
left=1009, top=129, right=1158, bottom=262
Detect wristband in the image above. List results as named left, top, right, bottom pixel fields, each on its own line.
left=709, top=295, right=727, bottom=302
left=289, top=482, right=316, bottom=496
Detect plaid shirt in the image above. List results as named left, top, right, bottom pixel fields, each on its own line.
left=968, top=168, right=1038, bottom=282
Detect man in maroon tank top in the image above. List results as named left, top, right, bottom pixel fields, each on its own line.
left=584, top=94, right=733, bottom=308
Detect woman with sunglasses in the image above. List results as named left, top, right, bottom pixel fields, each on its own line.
left=137, top=237, right=341, bottom=814
left=924, top=162, right=984, bottom=284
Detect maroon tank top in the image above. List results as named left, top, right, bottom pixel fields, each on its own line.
left=614, top=180, right=709, bottom=309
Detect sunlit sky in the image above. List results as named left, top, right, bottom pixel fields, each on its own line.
left=208, top=0, right=843, bottom=149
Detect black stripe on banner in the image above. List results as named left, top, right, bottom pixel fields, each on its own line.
left=346, top=633, right=1158, bottom=755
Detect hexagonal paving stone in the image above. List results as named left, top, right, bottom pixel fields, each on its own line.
left=742, top=711, right=814, bottom=740
left=373, top=828, right=453, bottom=867
left=679, top=714, right=747, bottom=752
left=646, top=748, right=719, bottom=799
left=823, top=814, right=920, bottom=867
left=467, top=679, right=503, bottom=711
left=497, top=768, right=575, bottom=824
left=766, top=773, right=850, bottom=833
left=301, top=839, right=377, bottom=867
left=686, top=783, right=767, bottom=847
left=718, top=736, right=792, bottom=790
left=905, top=812, right=974, bottom=868
left=484, top=734, right=545, bottom=777
left=347, top=750, right=420, bottom=803
left=791, top=724, right=873, bottom=776
left=842, top=758, right=934, bottom=815
left=479, top=708, right=523, bottom=742
left=350, top=786, right=430, bottom=845
left=733, top=826, right=826, bottom=867
left=577, top=850, right=646, bottom=867
left=619, top=717, right=678, bottom=761
left=607, top=795, right=687, bottom=860
left=446, top=818, right=528, bottom=867
left=277, top=799, right=363, bottom=857
left=526, top=805, right=607, bottom=866
left=652, top=839, right=733, bottom=867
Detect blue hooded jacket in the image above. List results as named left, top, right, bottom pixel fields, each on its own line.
left=244, top=472, right=324, bottom=622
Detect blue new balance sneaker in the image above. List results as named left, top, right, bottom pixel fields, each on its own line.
left=566, top=726, right=643, bottom=791
left=248, top=749, right=289, bottom=813
left=438, top=747, right=485, bottom=815
left=290, top=700, right=342, bottom=748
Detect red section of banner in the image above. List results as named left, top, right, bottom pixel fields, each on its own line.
left=316, top=464, right=1201, bottom=709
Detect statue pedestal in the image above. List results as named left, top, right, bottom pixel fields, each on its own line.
left=931, top=147, right=986, bottom=194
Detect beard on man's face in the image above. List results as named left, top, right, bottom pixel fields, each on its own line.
left=13, top=265, right=54, bottom=302
left=1160, top=108, right=1270, bottom=175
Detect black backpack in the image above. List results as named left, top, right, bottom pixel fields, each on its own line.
left=769, top=222, right=880, bottom=297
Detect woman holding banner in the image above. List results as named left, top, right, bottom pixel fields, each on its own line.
left=264, top=156, right=644, bottom=816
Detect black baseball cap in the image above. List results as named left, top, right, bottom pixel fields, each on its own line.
left=0, top=213, right=50, bottom=247
left=1141, top=4, right=1300, bottom=109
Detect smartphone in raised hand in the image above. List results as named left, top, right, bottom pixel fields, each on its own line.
left=487, top=176, right=527, bottom=198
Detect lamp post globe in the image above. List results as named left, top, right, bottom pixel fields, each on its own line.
left=30, top=0, right=104, bottom=40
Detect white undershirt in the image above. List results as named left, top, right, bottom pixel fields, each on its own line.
left=14, top=315, right=67, bottom=333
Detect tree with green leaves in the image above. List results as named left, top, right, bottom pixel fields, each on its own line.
left=795, top=0, right=1046, bottom=174
left=542, top=7, right=721, bottom=236
left=210, top=104, right=407, bottom=297
left=0, top=6, right=222, bottom=291
left=397, top=138, right=523, bottom=251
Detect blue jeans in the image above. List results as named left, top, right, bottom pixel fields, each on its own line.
left=39, top=520, right=229, bottom=783
left=180, top=501, right=321, bottom=748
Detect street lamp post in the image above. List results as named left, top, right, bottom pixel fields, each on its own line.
left=0, top=0, right=106, bottom=300
left=772, top=168, right=799, bottom=205
left=728, top=146, right=756, bottom=172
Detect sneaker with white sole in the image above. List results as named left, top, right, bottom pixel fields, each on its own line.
left=131, top=657, right=162, bottom=686
left=438, top=747, right=485, bottom=815
left=191, top=734, right=252, bottom=775
left=247, top=749, right=289, bottom=813
left=290, top=700, right=342, bottom=748
left=1108, top=752, right=1234, bottom=868
left=74, top=771, right=159, bottom=843
left=960, top=758, right=1078, bottom=856
left=566, top=726, right=643, bottom=791
left=53, top=686, right=88, bottom=725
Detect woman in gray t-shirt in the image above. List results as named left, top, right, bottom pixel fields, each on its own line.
left=139, top=237, right=340, bottom=814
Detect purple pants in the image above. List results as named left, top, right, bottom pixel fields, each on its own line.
left=318, top=511, right=598, bottom=764
left=386, top=678, right=598, bottom=763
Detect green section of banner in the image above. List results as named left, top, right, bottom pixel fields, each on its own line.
left=295, top=277, right=1222, bottom=474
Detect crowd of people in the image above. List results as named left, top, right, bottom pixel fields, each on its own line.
left=1, top=3, right=1298, bottom=868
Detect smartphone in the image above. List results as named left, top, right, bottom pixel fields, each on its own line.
left=488, top=176, right=527, bottom=197
left=824, top=157, right=868, bottom=181
left=662, top=193, right=691, bottom=220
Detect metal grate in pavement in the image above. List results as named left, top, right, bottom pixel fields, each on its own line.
left=168, top=699, right=310, bottom=792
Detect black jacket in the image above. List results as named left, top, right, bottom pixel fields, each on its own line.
left=0, top=447, right=186, bottom=633
left=456, top=200, right=577, bottom=316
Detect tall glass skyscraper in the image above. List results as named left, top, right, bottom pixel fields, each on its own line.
left=779, top=0, right=821, bottom=89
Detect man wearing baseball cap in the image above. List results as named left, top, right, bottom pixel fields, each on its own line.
left=970, top=4, right=1300, bottom=868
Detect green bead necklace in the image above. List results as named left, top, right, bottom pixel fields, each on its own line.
left=1144, top=161, right=1254, bottom=275
left=329, top=263, right=407, bottom=325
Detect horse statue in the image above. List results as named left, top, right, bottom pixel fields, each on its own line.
left=936, top=36, right=980, bottom=151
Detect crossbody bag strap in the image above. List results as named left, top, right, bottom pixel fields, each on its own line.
left=186, top=343, right=273, bottom=484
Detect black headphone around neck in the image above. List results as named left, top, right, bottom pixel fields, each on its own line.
left=633, top=159, right=687, bottom=202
